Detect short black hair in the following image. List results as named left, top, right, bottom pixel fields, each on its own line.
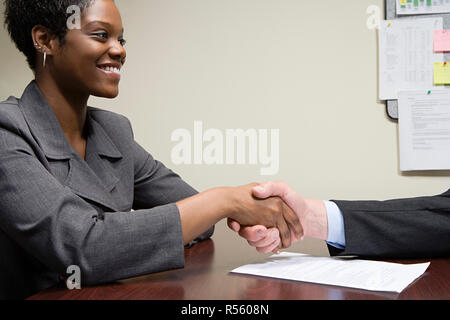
left=3, top=0, right=95, bottom=70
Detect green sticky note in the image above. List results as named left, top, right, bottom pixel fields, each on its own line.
left=434, top=63, right=450, bottom=85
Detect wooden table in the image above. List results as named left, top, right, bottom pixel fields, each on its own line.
left=28, top=239, right=450, bottom=300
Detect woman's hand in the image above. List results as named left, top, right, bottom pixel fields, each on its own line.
left=176, top=183, right=303, bottom=248
left=228, top=181, right=328, bottom=253
left=227, top=183, right=303, bottom=249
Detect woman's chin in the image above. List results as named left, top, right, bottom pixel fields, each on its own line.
left=92, top=87, right=119, bottom=99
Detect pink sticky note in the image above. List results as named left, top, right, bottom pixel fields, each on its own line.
left=434, top=30, right=450, bottom=52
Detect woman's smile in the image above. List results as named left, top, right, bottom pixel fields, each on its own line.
left=97, top=62, right=121, bottom=80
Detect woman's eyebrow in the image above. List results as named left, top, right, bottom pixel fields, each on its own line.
left=84, top=20, right=124, bottom=33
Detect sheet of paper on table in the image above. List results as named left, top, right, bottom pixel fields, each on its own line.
left=231, top=252, right=430, bottom=293
left=378, top=17, right=443, bottom=100
left=396, top=0, right=450, bottom=15
left=398, top=89, right=450, bottom=171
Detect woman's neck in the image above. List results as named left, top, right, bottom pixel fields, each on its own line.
left=35, top=74, right=89, bottom=143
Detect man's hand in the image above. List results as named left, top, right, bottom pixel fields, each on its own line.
left=228, top=181, right=328, bottom=253
left=228, top=183, right=304, bottom=249
left=227, top=220, right=282, bottom=253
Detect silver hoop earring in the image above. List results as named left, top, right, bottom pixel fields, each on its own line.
left=43, top=51, right=47, bottom=68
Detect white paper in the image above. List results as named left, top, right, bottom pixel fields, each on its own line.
left=378, top=18, right=443, bottom=100
left=398, top=90, right=450, bottom=171
left=397, top=0, right=450, bottom=16
left=231, top=252, right=430, bottom=293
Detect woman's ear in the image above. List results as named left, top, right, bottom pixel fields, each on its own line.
left=31, top=25, right=61, bottom=71
left=31, top=25, right=59, bottom=57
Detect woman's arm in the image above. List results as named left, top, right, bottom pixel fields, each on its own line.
left=177, top=184, right=303, bottom=248
left=127, top=120, right=302, bottom=248
left=0, top=124, right=187, bottom=286
left=0, top=121, right=302, bottom=291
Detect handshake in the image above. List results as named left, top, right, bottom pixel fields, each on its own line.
left=226, top=181, right=329, bottom=254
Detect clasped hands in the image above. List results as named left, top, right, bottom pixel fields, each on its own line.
left=228, top=181, right=328, bottom=253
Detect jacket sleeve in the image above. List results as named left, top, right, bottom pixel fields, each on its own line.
left=327, top=190, right=450, bottom=258
left=128, top=120, right=214, bottom=244
left=0, top=124, right=186, bottom=286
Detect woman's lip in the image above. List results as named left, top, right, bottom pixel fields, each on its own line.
left=96, top=67, right=121, bottom=79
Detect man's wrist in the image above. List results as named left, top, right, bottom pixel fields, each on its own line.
left=303, top=198, right=328, bottom=240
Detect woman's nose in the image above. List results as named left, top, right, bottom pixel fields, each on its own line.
left=109, top=40, right=126, bottom=62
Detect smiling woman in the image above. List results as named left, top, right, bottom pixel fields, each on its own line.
left=36, top=0, right=126, bottom=99
left=0, top=0, right=302, bottom=300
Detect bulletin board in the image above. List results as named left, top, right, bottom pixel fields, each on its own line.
left=385, top=0, right=450, bottom=120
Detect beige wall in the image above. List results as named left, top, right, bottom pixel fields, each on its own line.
left=1, top=0, right=449, bottom=258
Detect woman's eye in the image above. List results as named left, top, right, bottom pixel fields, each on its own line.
left=90, top=31, right=126, bottom=46
left=92, top=32, right=108, bottom=40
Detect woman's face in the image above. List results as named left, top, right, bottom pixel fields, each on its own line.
left=51, top=0, right=126, bottom=99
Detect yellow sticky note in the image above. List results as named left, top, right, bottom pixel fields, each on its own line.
left=434, top=63, right=450, bottom=85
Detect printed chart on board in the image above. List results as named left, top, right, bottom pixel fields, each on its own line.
left=397, top=0, right=450, bottom=15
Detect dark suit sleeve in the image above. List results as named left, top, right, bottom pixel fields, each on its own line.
left=327, top=190, right=450, bottom=258
left=127, top=120, right=214, bottom=244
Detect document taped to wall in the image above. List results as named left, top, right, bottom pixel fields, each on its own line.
left=398, top=90, right=450, bottom=171
left=397, top=0, right=450, bottom=15
left=379, top=17, right=444, bottom=100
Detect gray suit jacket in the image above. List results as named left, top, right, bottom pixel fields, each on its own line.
left=0, top=81, right=214, bottom=299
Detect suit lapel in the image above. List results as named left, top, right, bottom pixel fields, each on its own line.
left=18, top=81, right=123, bottom=212
left=65, top=158, right=120, bottom=211
left=84, top=112, right=122, bottom=193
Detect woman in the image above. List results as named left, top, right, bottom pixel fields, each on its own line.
left=0, top=0, right=302, bottom=299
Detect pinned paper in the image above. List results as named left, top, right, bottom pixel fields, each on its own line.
left=378, top=18, right=444, bottom=100
left=434, top=30, right=450, bottom=52
left=399, top=90, right=450, bottom=171
left=397, top=0, right=450, bottom=15
left=434, top=62, right=450, bottom=85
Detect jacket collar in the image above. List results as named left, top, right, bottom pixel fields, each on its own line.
left=19, top=81, right=122, bottom=160
left=18, top=81, right=123, bottom=212
left=85, top=111, right=123, bottom=160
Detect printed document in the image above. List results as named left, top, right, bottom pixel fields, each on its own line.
left=397, top=0, right=450, bottom=15
left=398, top=90, right=450, bottom=171
left=231, top=252, right=430, bottom=293
left=379, top=18, right=443, bottom=100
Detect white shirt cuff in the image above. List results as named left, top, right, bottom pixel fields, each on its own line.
left=324, top=200, right=346, bottom=249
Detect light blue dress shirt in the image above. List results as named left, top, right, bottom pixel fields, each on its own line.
left=323, top=200, right=346, bottom=249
